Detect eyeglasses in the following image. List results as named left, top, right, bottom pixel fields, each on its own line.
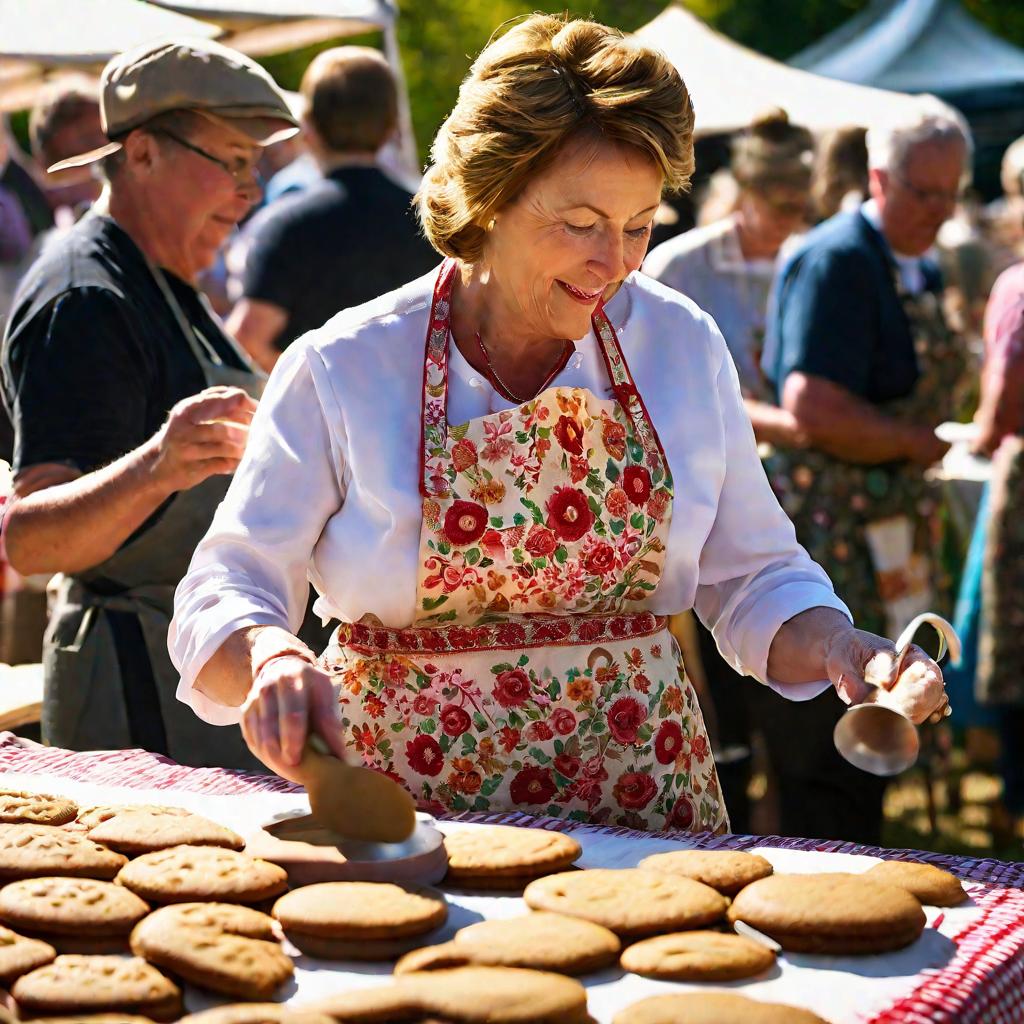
left=154, top=129, right=260, bottom=189
left=893, top=172, right=962, bottom=208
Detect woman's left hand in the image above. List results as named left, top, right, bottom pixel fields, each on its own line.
left=825, top=627, right=947, bottom=724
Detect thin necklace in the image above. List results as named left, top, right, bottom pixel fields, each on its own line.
left=474, top=331, right=574, bottom=404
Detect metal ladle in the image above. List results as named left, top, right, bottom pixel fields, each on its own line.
left=833, top=612, right=961, bottom=777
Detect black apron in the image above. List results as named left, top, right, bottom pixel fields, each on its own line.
left=42, top=261, right=266, bottom=770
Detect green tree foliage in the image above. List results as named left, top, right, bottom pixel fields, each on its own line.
left=260, top=1, right=1024, bottom=166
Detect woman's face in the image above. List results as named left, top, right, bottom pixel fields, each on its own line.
left=481, top=135, right=663, bottom=341
left=738, top=185, right=809, bottom=255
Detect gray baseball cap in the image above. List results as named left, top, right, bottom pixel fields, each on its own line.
left=49, top=37, right=299, bottom=172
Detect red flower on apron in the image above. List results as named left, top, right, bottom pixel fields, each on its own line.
left=443, top=500, right=488, bottom=545
left=546, top=486, right=593, bottom=542
left=623, top=465, right=652, bottom=506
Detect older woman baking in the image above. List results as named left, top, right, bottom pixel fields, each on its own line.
left=169, top=15, right=946, bottom=833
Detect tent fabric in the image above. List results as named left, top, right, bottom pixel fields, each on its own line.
left=147, top=0, right=394, bottom=29
left=634, top=4, right=942, bottom=136
left=0, top=0, right=219, bottom=64
left=789, top=0, right=1024, bottom=96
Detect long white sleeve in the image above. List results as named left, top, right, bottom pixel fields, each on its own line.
left=169, top=340, right=346, bottom=725
left=692, top=327, right=851, bottom=698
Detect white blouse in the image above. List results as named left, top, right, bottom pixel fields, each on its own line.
left=170, top=268, right=850, bottom=725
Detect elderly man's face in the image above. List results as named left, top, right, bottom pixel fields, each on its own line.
left=482, top=134, right=663, bottom=344
left=873, top=138, right=966, bottom=256
left=144, top=113, right=262, bottom=277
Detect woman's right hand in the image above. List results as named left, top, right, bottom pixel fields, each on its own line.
left=240, top=655, right=347, bottom=783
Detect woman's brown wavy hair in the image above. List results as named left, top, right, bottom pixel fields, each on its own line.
left=417, top=14, right=695, bottom=262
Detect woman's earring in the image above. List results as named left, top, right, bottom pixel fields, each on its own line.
left=486, top=217, right=496, bottom=232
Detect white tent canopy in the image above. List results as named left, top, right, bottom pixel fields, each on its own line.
left=634, top=4, right=946, bottom=135
left=0, top=0, right=220, bottom=111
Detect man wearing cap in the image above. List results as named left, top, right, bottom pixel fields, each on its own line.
left=1, top=39, right=298, bottom=769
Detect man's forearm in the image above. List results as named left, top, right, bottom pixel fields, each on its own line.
left=745, top=399, right=808, bottom=449
left=4, top=442, right=171, bottom=575
left=782, top=373, right=922, bottom=464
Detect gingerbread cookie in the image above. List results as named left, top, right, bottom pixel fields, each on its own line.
left=84, top=806, right=243, bottom=854
left=524, top=869, right=727, bottom=937
left=638, top=849, right=773, bottom=897
left=0, top=877, right=149, bottom=944
left=863, top=860, right=967, bottom=907
left=0, top=790, right=77, bottom=826
left=11, top=955, right=182, bottom=1021
left=444, top=826, right=581, bottom=888
left=131, top=902, right=293, bottom=1000
left=727, top=873, right=926, bottom=954
left=0, top=824, right=126, bottom=881
left=0, top=923, right=55, bottom=984
left=273, top=881, right=447, bottom=960
left=395, top=912, right=620, bottom=976
left=613, top=992, right=828, bottom=1023
left=177, top=1006, right=336, bottom=1024
left=307, top=965, right=591, bottom=1023
left=620, top=930, right=776, bottom=981
left=116, top=845, right=288, bottom=905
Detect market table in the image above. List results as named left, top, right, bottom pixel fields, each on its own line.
left=0, top=732, right=1021, bottom=1024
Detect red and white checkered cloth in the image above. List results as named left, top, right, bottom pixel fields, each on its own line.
left=1, top=732, right=1021, bottom=1024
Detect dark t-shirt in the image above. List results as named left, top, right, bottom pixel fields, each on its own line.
left=241, top=165, right=438, bottom=349
left=2, top=214, right=251, bottom=475
left=762, top=211, right=936, bottom=405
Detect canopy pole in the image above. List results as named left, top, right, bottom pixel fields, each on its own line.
left=382, top=20, right=418, bottom=183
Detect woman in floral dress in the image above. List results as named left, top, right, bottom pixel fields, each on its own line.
left=170, top=14, right=948, bottom=833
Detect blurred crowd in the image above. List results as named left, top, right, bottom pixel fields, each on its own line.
left=1, top=39, right=1023, bottom=848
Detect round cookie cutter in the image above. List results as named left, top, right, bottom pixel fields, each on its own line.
left=245, top=811, right=448, bottom=887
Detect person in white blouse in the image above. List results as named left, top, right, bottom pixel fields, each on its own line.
left=170, top=14, right=947, bottom=833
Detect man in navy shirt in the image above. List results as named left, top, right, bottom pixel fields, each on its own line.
left=758, top=110, right=970, bottom=844
left=227, top=47, right=437, bottom=371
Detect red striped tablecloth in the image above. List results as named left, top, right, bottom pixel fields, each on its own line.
left=1, top=732, right=1021, bottom=1024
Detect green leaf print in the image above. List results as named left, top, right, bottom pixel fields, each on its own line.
left=529, top=747, right=552, bottom=764
left=516, top=431, right=530, bottom=444
left=553, top=772, right=572, bottom=789
left=513, top=548, right=525, bottom=564
left=421, top=595, right=449, bottom=611
left=517, top=654, right=529, bottom=667
left=513, top=512, right=527, bottom=527
left=508, top=711, right=525, bottom=729
left=421, top=719, right=436, bottom=734
left=473, top=796, right=490, bottom=811
left=554, top=546, right=568, bottom=564
left=546, top=804, right=561, bottom=817
left=439, top=734, right=451, bottom=753
left=521, top=498, right=545, bottom=525
left=490, top=516, right=503, bottom=528
left=532, top=557, right=548, bottom=569
left=437, top=541, right=451, bottom=556
left=587, top=496, right=602, bottom=518
left=492, top=662, right=513, bottom=673
left=568, top=810, right=591, bottom=822
left=378, top=740, right=393, bottom=760
left=628, top=439, right=644, bottom=462
left=473, top=712, right=489, bottom=731
left=554, top=738, right=564, bottom=755
left=461, top=734, right=477, bottom=754
left=449, top=422, right=469, bottom=441
left=479, top=557, right=494, bottom=568
left=481, top=777, right=501, bottom=796
left=637, top=724, right=654, bottom=744
left=630, top=513, right=645, bottom=530
left=465, top=549, right=480, bottom=566
left=591, top=719, right=606, bottom=734
left=547, top=680, right=560, bottom=700
left=610, top=519, right=625, bottom=536
left=538, top=426, right=551, bottom=439
left=606, top=459, right=620, bottom=482
left=390, top=723, right=404, bottom=733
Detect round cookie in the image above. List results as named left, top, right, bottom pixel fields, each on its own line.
left=308, top=965, right=591, bottom=1023
left=178, top=1006, right=337, bottom=1024
left=863, top=860, right=967, bottom=907
left=0, top=923, right=55, bottom=984
left=613, top=992, right=828, bottom=1024
left=620, top=930, right=776, bottom=981
left=273, top=881, right=448, bottom=940
left=638, top=849, right=774, bottom=897
left=524, top=869, right=727, bottom=937
left=395, top=912, right=621, bottom=976
left=727, top=873, right=926, bottom=954
left=116, top=845, right=288, bottom=904
left=76, top=804, right=192, bottom=830
left=0, top=824, right=126, bottom=881
left=0, top=790, right=77, bottom=826
left=444, top=826, right=581, bottom=885
left=85, top=807, right=244, bottom=854
left=131, top=902, right=293, bottom=1000
left=11, top=954, right=183, bottom=1021
left=0, top=876, right=149, bottom=937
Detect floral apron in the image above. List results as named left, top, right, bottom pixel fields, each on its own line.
left=766, top=273, right=968, bottom=640
left=321, top=260, right=726, bottom=833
